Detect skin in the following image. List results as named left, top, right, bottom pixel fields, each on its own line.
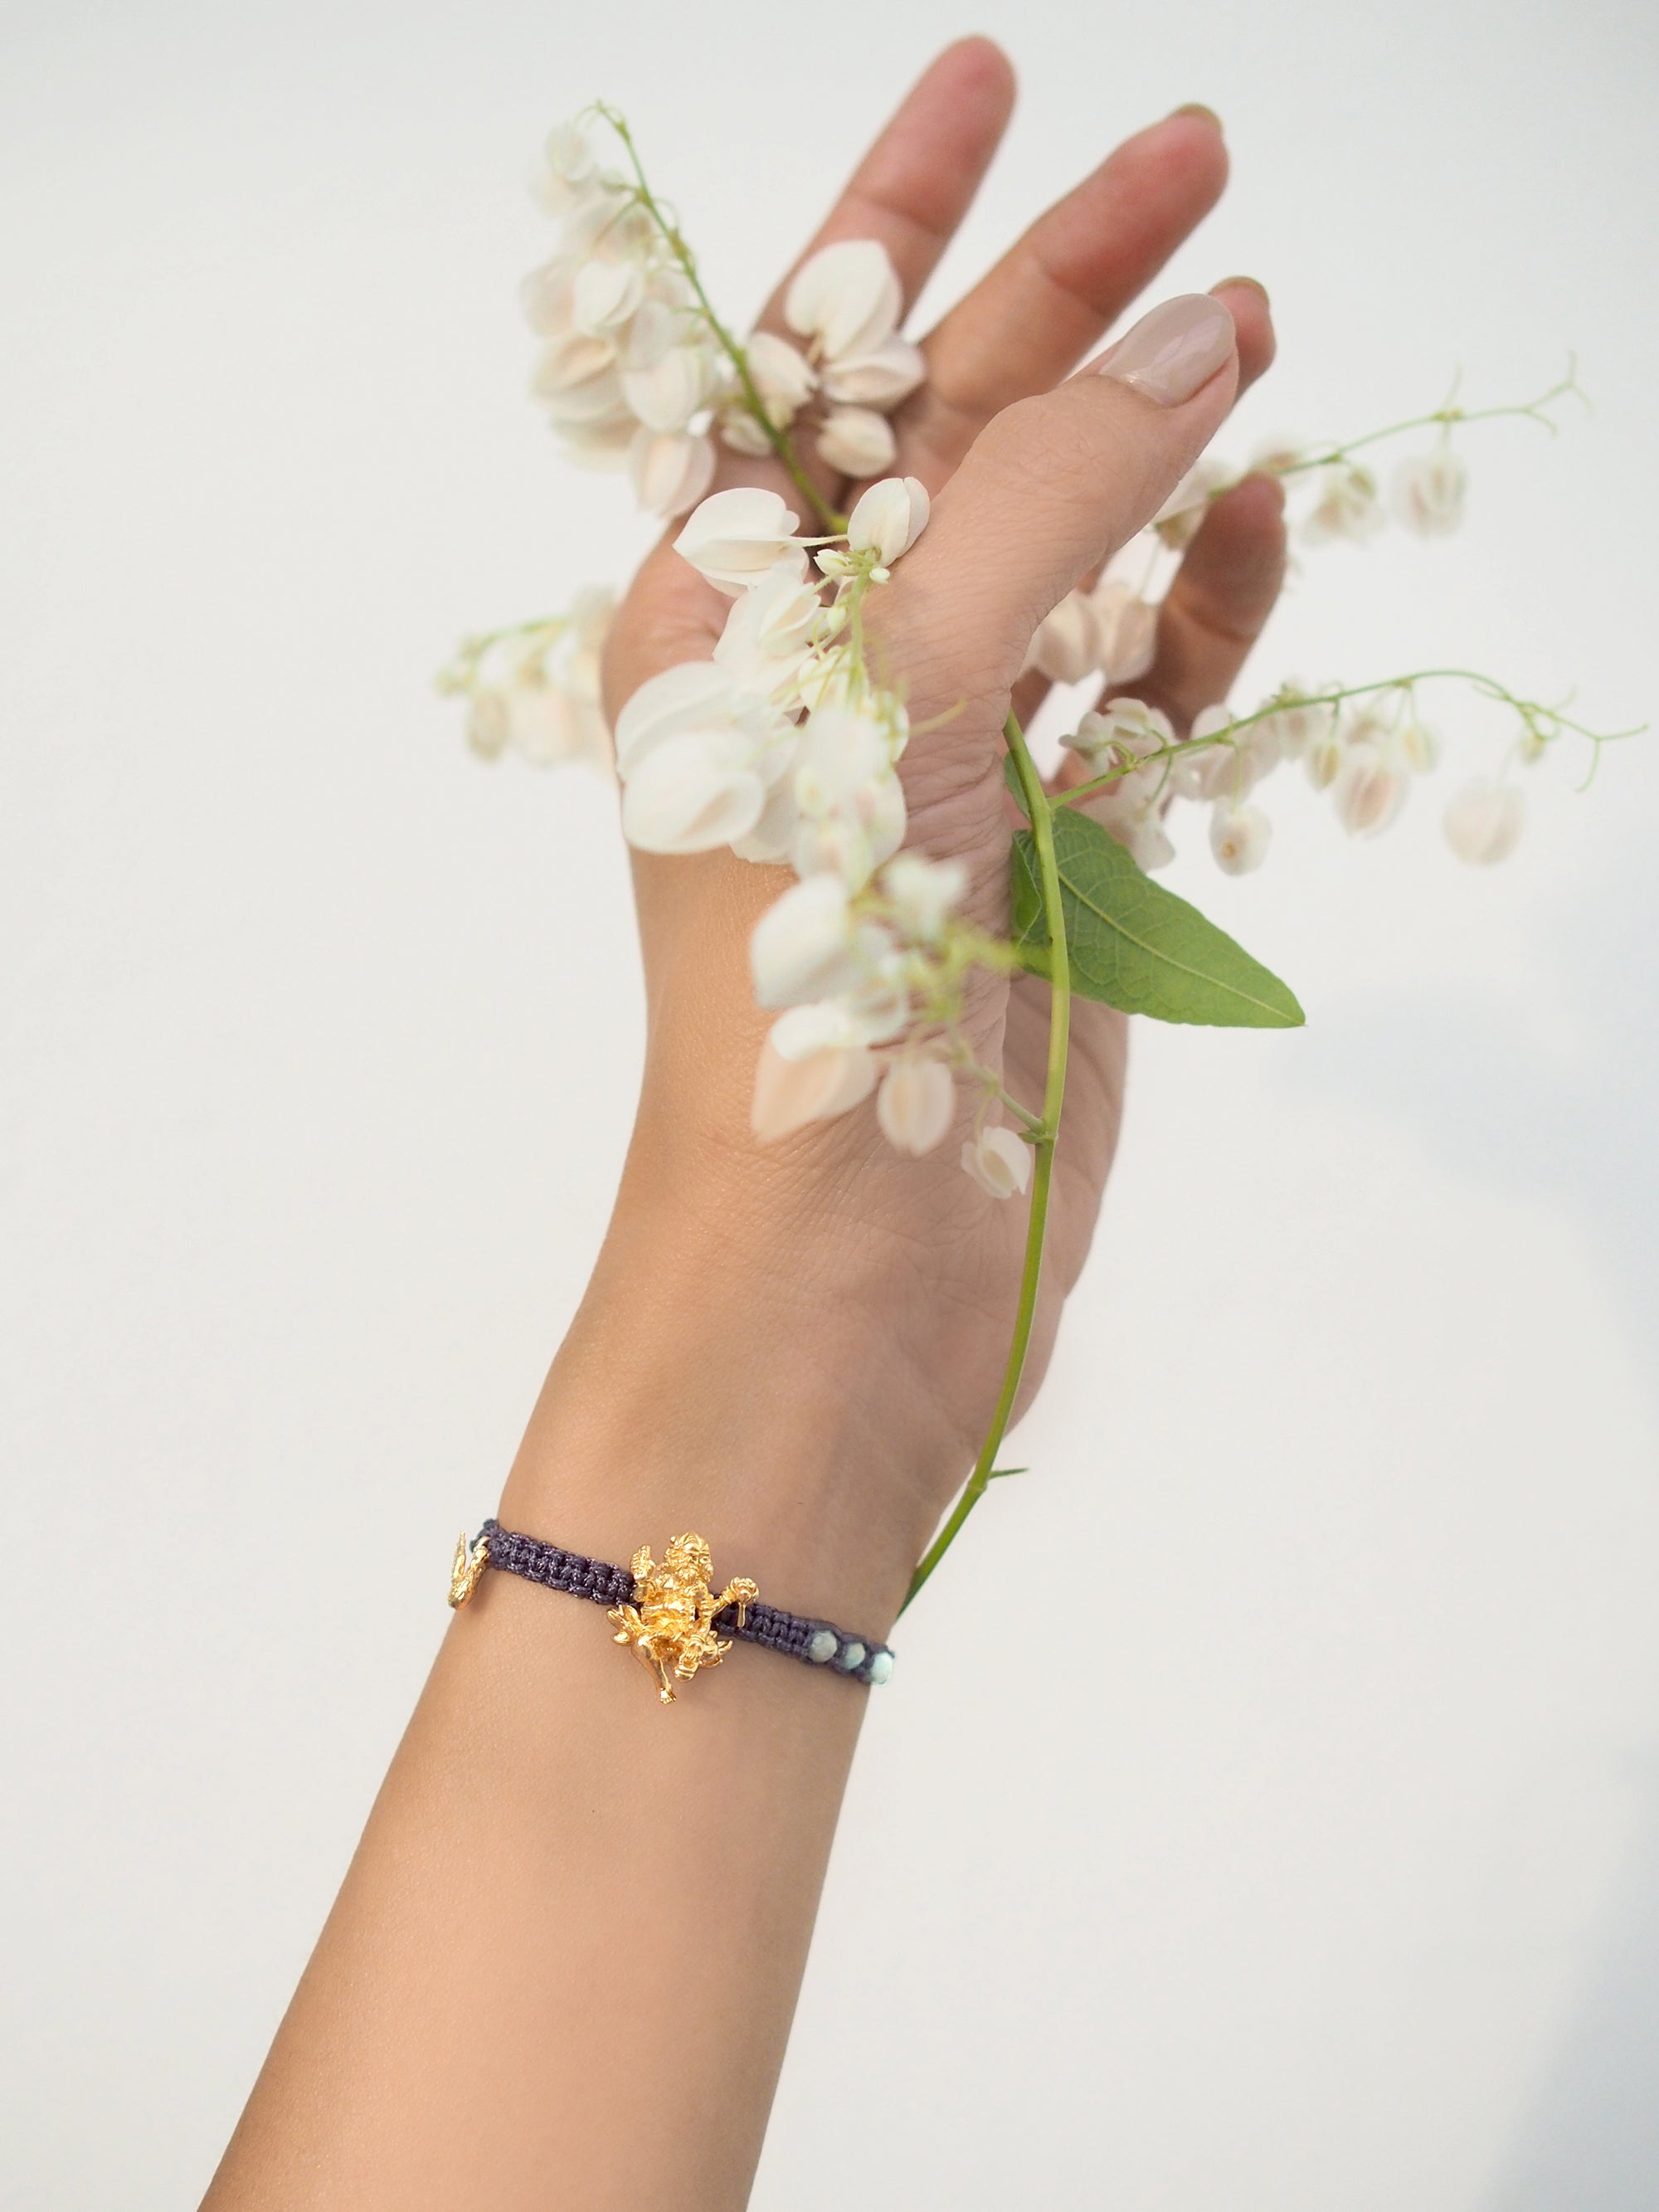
left=202, top=40, right=1287, bottom=2212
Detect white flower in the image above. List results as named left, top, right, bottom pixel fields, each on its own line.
left=674, top=487, right=804, bottom=595
left=713, top=560, right=825, bottom=688
left=465, top=690, right=509, bottom=760
left=1123, top=814, right=1176, bottom=871
left=817, top=406, right=897, bottom=478
left=791, top=773, right=906, bottom=889
left=961, top=1125, right=1033, bottom=1200
left=819, top=334, right=927, bottom=410
left=1331, top=741, right=1408, bottom=836
left=571, top=256, right=645, bottom=337
left=1209, top=801, right=1272, bottom=875
left=620, top=731, right=768, bottom=852
left=1065, top=699, right=1175, bottom=802
left=1303, top=462, right=1385, bottom=544
left=613, top=661, right=766, bottom=776
left=1392, top=448, right=1467, bottom=537
left=1444, top=777, right=1524, bottom=864
left=1089, top=577, right=1159, bottom=685
left=1262, top=687, right=1333, bottom=760
left=629, top=427, right=716, bottom=518
left=718, top=409, right=776, bottom=458
left=1396, top=719, right=1440, bottom=774
left=1028, top=593, right=1101, bottom=685
left=877, top=1055, right=956, bottom=1156
left=751, top=1035, right=878, bottom=1140
left=533, top=344, right=626, bottom=419
left=744, top=331, right=818, bottom=425
left=785, top=239, right=902, bottom=363
left=544, top=119, right=597, bottom=189
left=844, top=476, right=930, bottom=567
left=752, top=875, right=858, bottom=1006
left=621, top=343, right=716, bottom=434
left=880, top=852, right=966, bottom=945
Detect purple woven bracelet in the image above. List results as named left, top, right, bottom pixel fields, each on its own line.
left=477, top=1521, right=895, bottom=1688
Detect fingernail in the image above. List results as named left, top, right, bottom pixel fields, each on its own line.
left=1170, top=102, right=1223, bottom=133
left=1214, top=273, right=1270, bottom=306
left=1096, top=294, right=1235, bottom=406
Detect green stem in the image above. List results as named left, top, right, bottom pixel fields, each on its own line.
left=597, top=110, right=841, bottom=533
left=1269, top=364, right=1584, bottom=480
left=902, top=714, right=1071, bottom=1612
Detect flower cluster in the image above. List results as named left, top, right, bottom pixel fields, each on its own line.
left=523, top=111, right=926, bottom=518
left=615, top=473, right=1025, bottom=1173
left=724, top=240, right=926, bottom=481
left=437, top=589, right=615, bottom=769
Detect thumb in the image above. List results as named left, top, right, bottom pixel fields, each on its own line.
left=888, top=293, right=1241, bottom=700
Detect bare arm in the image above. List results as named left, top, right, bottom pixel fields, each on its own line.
left=202, top=41, right=1284, bottom=2211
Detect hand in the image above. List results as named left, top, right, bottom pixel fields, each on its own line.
left=513, top=41, right=1287, bottom=1617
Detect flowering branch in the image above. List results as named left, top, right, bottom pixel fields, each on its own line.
left=590, top=105, right=842, bottom=531
left=445, top=103, right=1642, bottom=1614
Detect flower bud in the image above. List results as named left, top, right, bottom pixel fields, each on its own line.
left=714, top=561, right=825, bottom=685
left=961, top=1125, right=1033, bottom=1201
left=1303, top=463, right=1384, bottom=545
left=1397, top=719, right=1440, bottom=774
left=1331, top=742, right=1408, bottom=836
left=629, top=427, right=716, bottom=519
left=1209, top=801, right=1272, bottom=875
left=845, top=476, right=929, bottom=566
left=1090, top=577, right=1159, bottom=685
left=750, top=875, right=858, bottom=1006
left=674, top=487, right=804, bottom=595
left=744, top=331, right=818, bottom=424
left=819, top=334, right=927, bottom=410
left=465, top=689, right=510, bottom=760
left=1305, top=730, right=1345, bottom=792
left=784, top=239, right=902, bottom=363
left=880, top=853, right=966, bottom=945
left=816, top=406, right=897, bottom=478
left=751, top=1035, right=877, bottom=1141
left=1443, top=777, right=1524, bottom=864
left=718, top=407, right=775, bottom=458
left=1028, top=592, right=1102, bottom=685
left=1391, top=448, right=1467, bottom=537
left=877, top=1055, right=956, bottom=1157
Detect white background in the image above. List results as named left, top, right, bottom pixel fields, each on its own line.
left=3, top=2, right=1657, bottom=2205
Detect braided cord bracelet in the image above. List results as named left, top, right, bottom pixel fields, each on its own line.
left=449, top=1520, right=894, bottom=1704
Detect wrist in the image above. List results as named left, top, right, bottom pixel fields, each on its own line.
left=499, top=1206, right=965, bottom=1635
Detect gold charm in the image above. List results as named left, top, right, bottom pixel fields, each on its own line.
left=607, top=1532, right=759, bottom=1705
left=448, top=1527, right=490, bottom=1608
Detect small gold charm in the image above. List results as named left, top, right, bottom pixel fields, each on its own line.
left=607, top=1532, right=759, bottom=1705
left=448, top=1528, right=490, bottom=1608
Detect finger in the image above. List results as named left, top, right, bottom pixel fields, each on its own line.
left=887, top=293, right=1243, bottom=721
left=898, top=107, right=1229, bottom=487
left=755, top=38, right=1016, bottom=332
left=702, top=40, right=1014, bottom=517
left=1010, top=275, right=1277, bottom=730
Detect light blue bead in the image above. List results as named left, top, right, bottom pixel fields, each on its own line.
left=867, top=1650, right=893, bottom=1686
left=835, top=1640, right=866, bottom=1672
left=806, top=1628, right=839, bottom=1664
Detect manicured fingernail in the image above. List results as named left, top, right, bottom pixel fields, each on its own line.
left=1170, top=102, right=1223, bottom=133
left=1214, top=273, right=1270, bottom=305
left=1096, top=294, right=1235, bottom=406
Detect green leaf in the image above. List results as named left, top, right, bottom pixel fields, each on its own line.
left=1012, top=805, right=1305, bottom=1029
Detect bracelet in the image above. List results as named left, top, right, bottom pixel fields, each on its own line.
left=448, top=1520, right=894, bottom=1704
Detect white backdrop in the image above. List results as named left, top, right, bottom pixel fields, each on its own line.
left=3, top=2, right=1657, bottom=2205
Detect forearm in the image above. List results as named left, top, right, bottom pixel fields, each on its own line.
left=202, top=1225, right=939, bottom=2212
